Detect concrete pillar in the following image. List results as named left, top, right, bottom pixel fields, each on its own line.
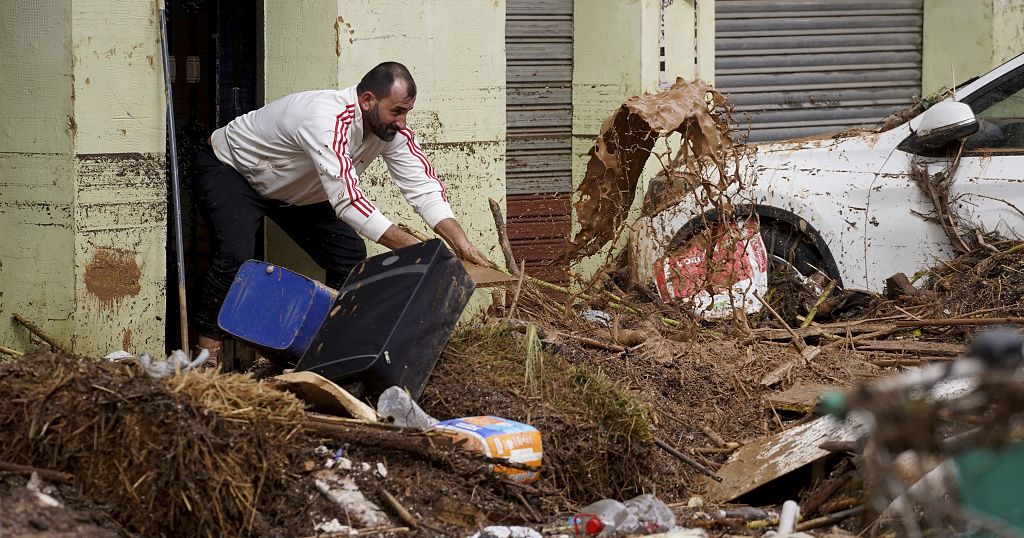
left=924, top=0, right=1024, bottom=96
left=1, top=0, right=167, bottom=356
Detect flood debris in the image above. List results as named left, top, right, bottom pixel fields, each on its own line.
left=568, top=79, right=737, bottom=260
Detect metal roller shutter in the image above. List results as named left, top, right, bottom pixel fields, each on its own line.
left=715, top=0, right=923, bottom=142
left=506, top=0, right=573, bottom=282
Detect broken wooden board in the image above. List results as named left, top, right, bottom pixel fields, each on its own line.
left=461, top=261, right=517, bottom=288
left=765, top=382, right=839, bottom=413
left=703, top=415, right=869, bottom=502
left=273, top=371, right=378, bottom=421
left=854, top=340, right=965, bottom=356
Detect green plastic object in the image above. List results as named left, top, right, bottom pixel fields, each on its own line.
left=954, top=442, right=1024, bottom=536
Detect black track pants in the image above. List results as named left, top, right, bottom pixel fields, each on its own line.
left=191, top=145, right=366, bottom=339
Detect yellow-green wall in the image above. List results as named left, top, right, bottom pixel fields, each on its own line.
left=923, top=0, right=1024, bottom=95
left=264, top=1, right=506, bottom=311
left=1, top=0, right=166, bottom=357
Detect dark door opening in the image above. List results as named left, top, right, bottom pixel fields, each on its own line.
left=164, top=0, right=263, bottom=356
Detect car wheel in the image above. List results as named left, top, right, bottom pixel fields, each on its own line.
left=759, top=220, right=830, bottom=284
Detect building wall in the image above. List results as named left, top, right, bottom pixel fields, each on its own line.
left=0, top=0, right=76, bottom=352
left=923, top=0, right=1024, bottom=96
left=263, top=0, right=507, bottom=307
left=0, top=0, right=166, bottom=357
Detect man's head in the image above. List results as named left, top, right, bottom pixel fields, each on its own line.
left=357, top=62, right=417, bottom=142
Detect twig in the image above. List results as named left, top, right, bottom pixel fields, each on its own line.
left=654, top=438, right=723, bottom=482
left=753, top=292, right=807, bottom=352
left=376, top=486, right=418, bottom=529
left=698, top=423, right=728, bottom=448
left=555, top=332, right=625, bottom=352
left=824, top=327, right=901, bottom=350
left=895, top=317, right=1024, bottom=327
left=13, top=313, right=70, bottom=355
left=794, top=505, right=866, bottom=532
left=0, top=460, right=74, bottom=483
left=516, top=491, right=542, bottom=522
left=508, top=260, right=527, bottom=318
left=489, top=198, right=520, bottom=276
left=0, top=345, right=24, bottom=357
left=800, top=280, right=837, bottom=329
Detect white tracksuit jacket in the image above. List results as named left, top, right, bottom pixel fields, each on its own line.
left=209, top=85, right=453, bottom=242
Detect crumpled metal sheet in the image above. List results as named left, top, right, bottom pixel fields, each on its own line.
left=567, top=78, right=733, bottom=260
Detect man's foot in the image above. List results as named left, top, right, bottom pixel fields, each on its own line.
left=196, top=335, right=223, bottom=371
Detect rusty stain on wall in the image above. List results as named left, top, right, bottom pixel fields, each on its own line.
left=84, top=248, right=142, bottom=304
left=335, top=16, right=354, bottom=57
left=122, top=328, right=132, bottom=351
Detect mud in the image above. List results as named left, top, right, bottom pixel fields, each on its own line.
left=568, top=78, right=736, bottom=259
left=83, top=248, right=141, bottom=303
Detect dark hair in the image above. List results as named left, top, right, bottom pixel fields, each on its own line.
left=356, top=62, right=417, bottom=99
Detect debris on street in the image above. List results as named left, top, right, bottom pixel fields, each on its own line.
left=4, top=78, right=1024, bottom=538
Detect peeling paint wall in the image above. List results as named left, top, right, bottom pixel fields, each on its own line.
left=1, top=0, right=167, bottom=356
left=70, top=1, right=166, bottom=356
left=923, top=0, right=1024, bottom=96
left=1, top=0, right=76, bottom=352
left=263, top=0, right=507, bottom=305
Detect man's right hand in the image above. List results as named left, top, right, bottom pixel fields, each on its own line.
left=377, top=224, right=421, bottom=251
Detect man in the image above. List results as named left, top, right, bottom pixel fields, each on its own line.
left=191, top=61, right=487, bottom=367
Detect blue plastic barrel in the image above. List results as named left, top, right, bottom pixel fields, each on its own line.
left=217, top=260, right=335, bottom=361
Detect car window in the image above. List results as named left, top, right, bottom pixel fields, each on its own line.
left=963, top=68, right=1024, bottom=153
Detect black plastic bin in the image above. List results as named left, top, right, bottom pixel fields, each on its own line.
left=294, top=239, right=475, bottom=400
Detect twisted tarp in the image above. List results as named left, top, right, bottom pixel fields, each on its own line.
left=567, top=78, right=734, bottom=259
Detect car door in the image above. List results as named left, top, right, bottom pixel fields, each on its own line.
left=952, top=65, right=1024, bottom=240
left=868, top=62, right=1024, bottom=290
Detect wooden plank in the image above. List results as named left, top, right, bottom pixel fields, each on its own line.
left=704, top=415, right=869, bottom=502
left=765, top=382, right=838, bottom=413
left=273, top=371, right=378, bottom=421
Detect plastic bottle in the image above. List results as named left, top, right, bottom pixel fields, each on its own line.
left=571, top=495, right=675, bottom=536
left=570, top=499, right=629, bottom=537
left=376, top=386, right=438, bottom=430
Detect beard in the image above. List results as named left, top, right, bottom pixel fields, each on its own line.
left=365, top=105, right=399, bottom=142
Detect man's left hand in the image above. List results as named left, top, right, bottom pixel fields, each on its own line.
left=433, top=218, right=494, bottom=268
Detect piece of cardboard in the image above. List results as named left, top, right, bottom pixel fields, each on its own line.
left=273, top=371, right=378, bottom=422
left=461, top=261, right=517, bottom=288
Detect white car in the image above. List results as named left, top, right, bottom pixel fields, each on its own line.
left=630, top=53, right=1024, bottom=292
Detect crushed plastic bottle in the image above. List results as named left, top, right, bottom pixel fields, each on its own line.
left=571, top=499, right=629, bottom=537
left=571, top=494, right=676, bottom=536
left=376, top=386, right=438, bottom=430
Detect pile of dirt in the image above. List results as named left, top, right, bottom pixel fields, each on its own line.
left=0, top=350, right=317, bottom=537
left=926, top=240, right=1024, bottom=319
left=421, top=323, right=657, bottom=506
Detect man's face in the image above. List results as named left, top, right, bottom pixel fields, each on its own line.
left=360, top=80, right=415, bottom=142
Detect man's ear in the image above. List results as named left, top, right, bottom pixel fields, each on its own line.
left=358, top=91, right=376, bottom=111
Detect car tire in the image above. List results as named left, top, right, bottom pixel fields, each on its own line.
left=759, top=220, right=829, bottom=282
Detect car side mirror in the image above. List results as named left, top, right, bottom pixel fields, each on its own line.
left=908, top=101, right=979, bottom=148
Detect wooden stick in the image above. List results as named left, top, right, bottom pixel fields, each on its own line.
left=753, top=292, right=807, bottom=352
left=800, top=279, right=837, bottom=329
left=509, top=260, right=527, bottom=318
left=489, top=198, right=520, bottom=276
left=654, top=438, right=723, bottom=482
left=824, top=327, right=901, bottom=350
left=555, top=332, right=625, bottom=352
left=698, top=423, right=728, bottom=448
left=376, top=486, right=418, bottom=529
left=0, top=345, right=24, bottom=357
left=0, top=460, right=74, bottom=483
left=13, top=313, right=70, bottom=355
left=794, top=505, right=866, bottom=532
left=895, top=317, right=1024, bottom=327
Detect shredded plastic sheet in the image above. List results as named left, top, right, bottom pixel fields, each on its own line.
left=568, top=78, right=734, bottom=259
